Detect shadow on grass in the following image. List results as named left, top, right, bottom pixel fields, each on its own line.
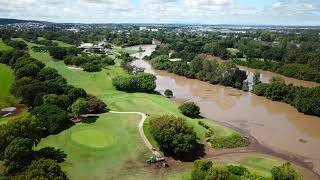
left=36, top=147, right=67, bottom=163
left=81, top=116, right=99, bottom=124
left=165, top=143, right=206, bottom=162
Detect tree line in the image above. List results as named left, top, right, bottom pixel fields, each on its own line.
left=253, top=79, right=320, bottom=117
left=190, top=160, right=301, bottom=180
left=112, top=73, right=156, bottom=93
left=0, top=47, right=108, bottom=179
left=149, top=53, right=247, bottom=90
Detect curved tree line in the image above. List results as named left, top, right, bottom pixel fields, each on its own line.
left=0, top=45, right=107, bottom=178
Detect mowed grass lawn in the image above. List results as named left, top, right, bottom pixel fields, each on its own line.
left=0, top=64, right=14, bottom=98
left=0, top=64, right=18, bottom=109
left=36, top=113, right=156, bottom=179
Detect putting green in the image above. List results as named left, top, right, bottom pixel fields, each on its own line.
left=70, top=129, right=113, bottom=148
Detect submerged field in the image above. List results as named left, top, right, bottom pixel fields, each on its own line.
left=19, top=40, right=305, bottom=179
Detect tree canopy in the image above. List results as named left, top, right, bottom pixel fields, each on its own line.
left=149, top=115, right=198, bottom=159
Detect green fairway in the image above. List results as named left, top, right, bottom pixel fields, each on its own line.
left=0, top=39, right=13, bottom=51
left=0, top=64, right=18, bottom=109
left=52, top=40, right=75, bottom=48
left=0, top=64, right=14, bottom=98
left=239, top=156, right=283, bottom=178
left=36, top=113, right=156, bottom=179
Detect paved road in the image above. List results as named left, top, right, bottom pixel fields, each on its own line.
left=110, top=111, right=162, bottom=158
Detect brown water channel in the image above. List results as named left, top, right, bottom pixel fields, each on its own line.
left=127, top=45, right=320, bottom=176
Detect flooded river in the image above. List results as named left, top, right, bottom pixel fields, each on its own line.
left=127, top=45, right=320, bottom=176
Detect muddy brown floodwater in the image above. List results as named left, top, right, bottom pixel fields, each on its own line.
left=127, top=45, right=320, bottom=177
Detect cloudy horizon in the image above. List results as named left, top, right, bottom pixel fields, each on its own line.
left=0, top=0, right=319, bottom=25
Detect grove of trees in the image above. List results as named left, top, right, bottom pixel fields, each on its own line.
left=0, top=46, right=108, bottom=178
left=112, top=73, right=156, bottom=93
left=253, top=79, right=320, bottom=117
left=150, top=54, right=247, bottom=90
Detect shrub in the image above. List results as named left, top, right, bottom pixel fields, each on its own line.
left=191, top=160, right=213, bottom=180
left=252, top=83, right=269, bottom=96
left=271, top=163, right=301, bottom=180
left=70, top=98, right=88, bottom=118
left=112, top=73, right=156, bottom=93
left=179, top=102, right=200, bottom=118
left=82, top=63, right=101, bottom=72
left=87, top=97, right=108, bottom=113
left=205, top=166, right=230, bottom=180
left=211, top=134, right=248, bottom=149
left=164, top=89, right=173, bottom=98
left=190, top=160, right=262, bottom=180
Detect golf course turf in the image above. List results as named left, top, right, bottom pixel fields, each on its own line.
left=70, top=129, right=114, bottom=149
left=0, top=64, right=14, bottom=99
left=15, top=39, right=302, bottom=179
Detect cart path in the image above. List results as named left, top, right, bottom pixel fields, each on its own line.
left=109, top=111, right=163, bottom=158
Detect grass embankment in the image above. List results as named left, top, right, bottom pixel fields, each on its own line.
left=0, top=64, right=18, bottom=111
left=23, top=40, right=290, bottom=179
left=0, top=39, right=13, bottom=51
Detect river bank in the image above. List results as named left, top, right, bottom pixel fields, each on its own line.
left=127, top=44, right=320, bottom=177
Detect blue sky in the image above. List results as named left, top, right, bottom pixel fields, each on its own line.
left=0, top=0, right=319, bottom=25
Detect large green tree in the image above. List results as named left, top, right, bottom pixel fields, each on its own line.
left=149, top=115, right=198, bottom=159
left=32, top=104, right=70, bottom=134
left=70, top=98, right=88, bottom=119
left=15, top=159, right=68, bottom=180
left=4, top=138, right=34, bottom=175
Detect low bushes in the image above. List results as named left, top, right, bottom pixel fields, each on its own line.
left=191, top=160, right=263, bottom=180
left=210, top=134, right=248, bottom=149
left=164, top=89, right=173, bottom=98
left=191, top=160, right=301, bottom=180
left=179, top=102, right=200, bottom=118
left=253, top=80, right=320, bottom=116
left=64, top=55, right=115, bottom=72
left=271, top=162, right=301, bottom=180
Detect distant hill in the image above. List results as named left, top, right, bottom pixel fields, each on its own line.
left=0, top=18, right=49, bottom=25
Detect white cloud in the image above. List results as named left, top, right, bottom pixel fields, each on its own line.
left=0, top=0, right=319, bottom=25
